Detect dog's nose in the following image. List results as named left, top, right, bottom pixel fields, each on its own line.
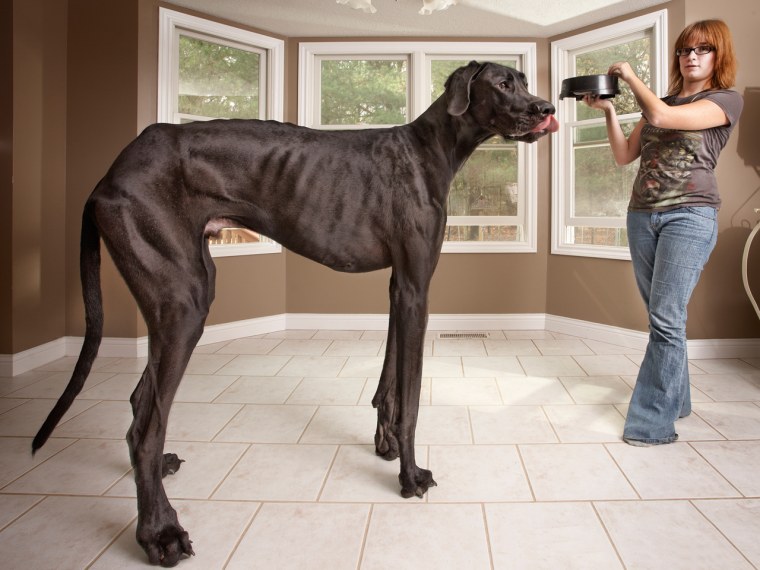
left=531, top=101, right=556, bottom=116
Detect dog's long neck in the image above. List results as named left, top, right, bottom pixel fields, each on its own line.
left=410, top=96, right=494, bottom=174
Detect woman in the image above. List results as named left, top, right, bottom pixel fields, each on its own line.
left=584, top=19, right=743, bottom=445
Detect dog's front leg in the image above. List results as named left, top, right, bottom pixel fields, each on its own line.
left=389, top=261, right=437, bottom=498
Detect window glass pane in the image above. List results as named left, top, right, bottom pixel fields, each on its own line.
left=570, top=226, right=629, bottom=247
left=448, top=147, right=519, bottom=217
left=445, top=225, right=522, bottom=242
left=574, top=35, right=651, bottom=120
left=320, top=59, right=407, bottom=125
left=573, top=146, right=636, bottom=217
left=178, top=35, right=261, bottom=119
left=430, top=59, right=518, bottom=100
left=573, top=122, right=638, bottom=218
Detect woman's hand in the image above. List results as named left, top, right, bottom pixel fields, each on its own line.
left=607, top=61, right=636, bottom=83
left=582, top=93, right=614, bottom=112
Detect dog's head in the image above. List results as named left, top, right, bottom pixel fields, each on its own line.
left=445, top=61, right=558, bottom=143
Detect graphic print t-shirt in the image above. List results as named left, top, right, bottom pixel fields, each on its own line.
left=628, top=89, right=743, bottom=212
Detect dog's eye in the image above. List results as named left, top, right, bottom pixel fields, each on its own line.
left=498, top=80, right=512, bottom=91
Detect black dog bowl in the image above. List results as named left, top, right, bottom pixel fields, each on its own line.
left=559, top=74, right=619, bottom=100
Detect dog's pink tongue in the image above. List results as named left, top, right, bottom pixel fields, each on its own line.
left=531, top=114, right=559, bottom=133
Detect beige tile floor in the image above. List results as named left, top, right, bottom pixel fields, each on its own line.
left=1, top=329, right=759, bottom=569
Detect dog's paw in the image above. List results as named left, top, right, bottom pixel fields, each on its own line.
left=399, top=467, right=437, bottom=499
left=374, top=427, right=400, bottom=461
left=161, top=453, right=185, bottom=478
left=144, top=528, right=195, bottom=568
left=140, top=525, right=194, bottom=567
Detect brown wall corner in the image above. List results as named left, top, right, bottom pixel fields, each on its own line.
left=1, top=0, right=13, bottom=353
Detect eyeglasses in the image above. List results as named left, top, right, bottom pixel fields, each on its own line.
left=675, top=45, right=714, bottom=57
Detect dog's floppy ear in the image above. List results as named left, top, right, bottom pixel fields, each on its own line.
left=445, top=61, right=486, bottom=116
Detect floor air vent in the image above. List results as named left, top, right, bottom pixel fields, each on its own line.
left=437, top=332, right=490, bottom=340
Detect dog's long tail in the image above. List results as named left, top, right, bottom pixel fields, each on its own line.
left=32, top=201, right=103, bottom=453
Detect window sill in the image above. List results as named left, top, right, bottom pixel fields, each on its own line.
left=551, top=243, right=631, bottom=260
left=209, top=243, right=283, bottom=258
left=441, top=242, right=537, bottom=254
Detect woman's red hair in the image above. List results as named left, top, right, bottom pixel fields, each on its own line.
left=668, top=19, right=738, bottom=95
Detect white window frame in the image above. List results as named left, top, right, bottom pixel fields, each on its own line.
left=299, top=41, right=539, bottom=254
left=158, top=7, right=285, bottom=257
left=551, top=10, right=668, bottom=260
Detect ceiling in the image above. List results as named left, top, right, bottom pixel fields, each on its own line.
left=169, top=0, right=670, bottom=38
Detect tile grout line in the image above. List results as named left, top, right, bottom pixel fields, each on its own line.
left=0, top=493, right=46, bottom=533
left=590, top=501, right=628, bottom=569
left=0, top=436, right=80, bottom=493
left=539, top=405, right=562, bottom=443
left=296, top=404, right=323, bottom=444
left=514, top=444, right=537, bottom=502
left=480, top=502, right=496, bottom=570
left=207, top=402, right=247, bottom=443
left=207, top=442, right=253, bottom=500
left=209, top=374, right=244, bottom=404
left=689, top=498, right=760, bottom=570
left=221, top=501, right=263, bottom=569
left=85, top=509, right=139, bottom=570
left=601, top=442, right=643, bottom=501
left=355, top=502, right=374, bottom=569
left=687, top=441, right=745, bottom=497
left=315, top=444, right=341, bottom=502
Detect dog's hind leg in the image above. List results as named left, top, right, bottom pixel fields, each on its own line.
left=103, top=222, right=215, bottom=566
left=127, top=282, right=209, bottom=567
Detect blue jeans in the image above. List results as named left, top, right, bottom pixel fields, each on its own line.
left=624, top=207, right=718, bottom=444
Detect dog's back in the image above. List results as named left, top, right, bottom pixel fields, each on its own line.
left=95, top=112, right=453, bottom=272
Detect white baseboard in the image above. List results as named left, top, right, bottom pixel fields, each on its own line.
left=284, top=313, right=547, bottom=331
left=64, top=335, right=151, bottom=359
left=684, top=338, right=760, bottom=359
left=546, top=315, right=649, bottom=351
left=285, top=313, right=389, bottom=331
left=428, top=313, right=547, bottom=331
left=2, top=313, right=758, bottom=376
left=201, top=314, right=287, bottom=346
left=0, top=337, right=68, bottom=378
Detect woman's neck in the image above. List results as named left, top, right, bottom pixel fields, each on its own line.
left=679, top=78, right=711, bottom=98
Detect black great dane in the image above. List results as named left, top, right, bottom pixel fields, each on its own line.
left=33, top=61, right=557, bottom=566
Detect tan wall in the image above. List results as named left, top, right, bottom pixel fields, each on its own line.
left=686, top=0, right=760, bottom=338
left=8, top=0, right=68, bottom=353
left=64, top=0, right=141, bottom=339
